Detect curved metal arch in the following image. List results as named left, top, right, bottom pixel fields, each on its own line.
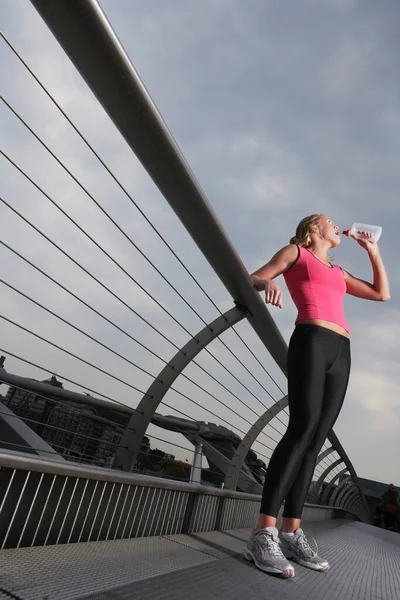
left=346, top=495, right=360, bottom=511
left=330, top=475, right=353, bottom=507
left=337, top=481, right=357, bottom=507
left=347, top=491, right=368, bottom=521
left=347, top=496, right=364, bottom=517
left=340, top=485, right=362, bottom=514
left=327, top=430, right=369, bottom=519
left=319, top=465, right=350, bottom=505
left=312, top=458, right=343, bottom=503
left=224, top=407, right=335, bottom=492
left=223, top=395, right=288, bottom=490
left=321, top=468, right=348, bottom=505
left=344, top=497, right=363, bottom=519
left=350, top=504, right=364, bottom=519
left=348, top=494, right=362, bottom=509
left=224, top=411, right=336, bottom=492
left=348, top=494, right=364, bottom=511
left=336, top=482, right=359, bottom=510
left=341, top=489, right=360, bottom=511
left=114, top=305, right=247, bottom=471
left=338, top=483, right=358, bottom=509
left=316, top=446, right=335, bottom=467
left=342, top=496, right=362, bottom=516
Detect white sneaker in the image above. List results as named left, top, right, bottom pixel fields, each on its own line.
left=244, top=527, right=295, bottom=578
left=281, top=528, right=329, bottom=571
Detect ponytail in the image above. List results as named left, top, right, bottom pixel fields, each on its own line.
left=290, top=214, right=322, bottom=247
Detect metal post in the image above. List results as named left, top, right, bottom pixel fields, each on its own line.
left=190, top=439, right=203, bottom=485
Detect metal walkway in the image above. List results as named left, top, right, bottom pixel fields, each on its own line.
left=1, top=519, right=399, bottom=600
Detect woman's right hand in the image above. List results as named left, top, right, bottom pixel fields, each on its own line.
left=264, top=280, right=283, bottom=308
left=251, top=244, right=297, bottom=307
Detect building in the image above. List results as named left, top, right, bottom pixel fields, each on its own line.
left=1, top=368, right=268, bottom=489
left=3, top=376, right=125, bottom=466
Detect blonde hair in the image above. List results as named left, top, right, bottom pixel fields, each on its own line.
left=289, top=214, right=323, bottom=247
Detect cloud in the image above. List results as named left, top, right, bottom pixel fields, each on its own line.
left=351, top=371, right=399, bottom=432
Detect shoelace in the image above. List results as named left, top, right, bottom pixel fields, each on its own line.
left=297, top=533, right=319, bottom=557
left=257, top=532, right=285, bottom=558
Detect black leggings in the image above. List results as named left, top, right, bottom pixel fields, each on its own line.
left=260, top=324, right=351, bottom=519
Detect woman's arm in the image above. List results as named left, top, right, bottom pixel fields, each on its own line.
left=250, top=244, right=299, bottom=308
left=343, top=243, right=390, bottom=302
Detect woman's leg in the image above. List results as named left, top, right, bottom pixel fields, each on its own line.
left=257, top=326, right=329, bottom=526
left=282, top=337, right=350, bottom=521
left=246, top=326, right=339, bottom=578
left=279, top=337, right=350, bottom=572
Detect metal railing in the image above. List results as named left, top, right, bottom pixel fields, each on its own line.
left=0, top=364, right=369, bottom=505
left=0, top=450, right=363, bottom=550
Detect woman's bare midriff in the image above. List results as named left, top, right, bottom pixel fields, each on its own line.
left=296, top=319, right=350, bottom=339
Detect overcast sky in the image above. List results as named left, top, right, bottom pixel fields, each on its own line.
left=1, top=0, right=399, bottom=485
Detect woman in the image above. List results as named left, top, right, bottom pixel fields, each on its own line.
left=244, top=214, right=390, bottom=578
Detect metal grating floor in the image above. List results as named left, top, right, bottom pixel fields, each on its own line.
left=1, top=520, right=399, bottom=600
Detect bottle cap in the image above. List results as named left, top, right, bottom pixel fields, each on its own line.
left=342, top=230, right=350, bottom=236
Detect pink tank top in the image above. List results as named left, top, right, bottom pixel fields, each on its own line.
left=283, top=246, right=349, bottom=333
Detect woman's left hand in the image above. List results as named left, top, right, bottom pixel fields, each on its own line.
left=351, top=231, right=378, bottom=252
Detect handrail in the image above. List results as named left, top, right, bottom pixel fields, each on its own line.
left=0, top=449, right=363, bottom=522
left=0, top=449, right=258, bottom=500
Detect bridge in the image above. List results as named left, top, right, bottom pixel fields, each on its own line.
left=0, top=1, right=398, bottom=598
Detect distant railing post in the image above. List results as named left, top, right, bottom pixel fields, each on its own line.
left=190, top=439, right=204, bottom=485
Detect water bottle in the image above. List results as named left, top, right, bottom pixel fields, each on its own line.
left=342, top=223, right=382, bottom=243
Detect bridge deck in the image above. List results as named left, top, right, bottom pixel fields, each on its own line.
left=1, top=520, right=399, bottom=600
